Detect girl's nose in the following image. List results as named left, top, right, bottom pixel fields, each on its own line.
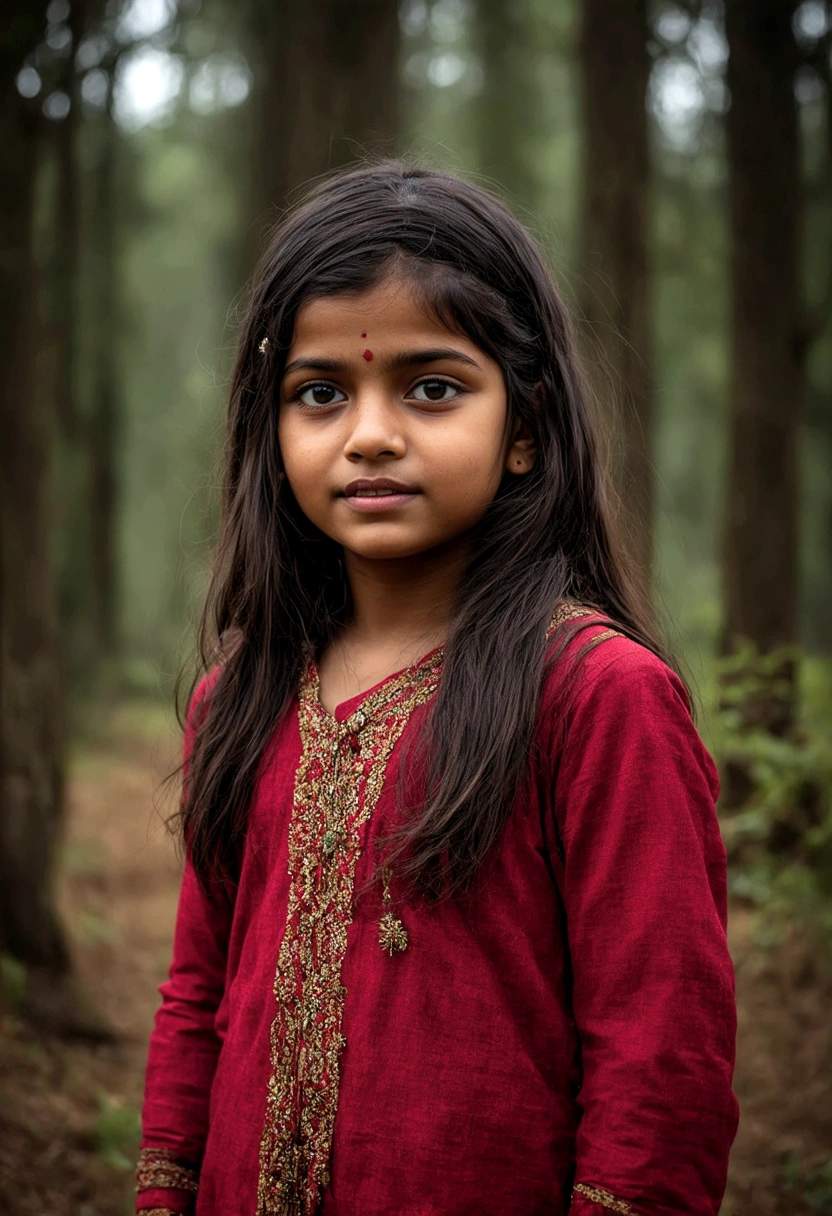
left=343, top=394, right=406, bottom=462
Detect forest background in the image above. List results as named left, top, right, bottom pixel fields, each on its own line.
left=1, top=0, right=831, bottom=1213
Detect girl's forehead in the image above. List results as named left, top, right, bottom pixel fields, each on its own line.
left=290, top=276, right=457, bottom=349
left=283, top=273, right=501, bottom=378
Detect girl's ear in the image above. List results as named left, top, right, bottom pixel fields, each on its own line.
left=505, top=422, right=536, bottom=476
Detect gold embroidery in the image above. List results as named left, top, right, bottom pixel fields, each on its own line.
left=546, top=600, right=627, bottom=643
left=584, top=627, right=619, bottom=648
left=547, top=601, right=592, bottom=635
left=136, top=1147, right=199, bottom=1194
left=546, top=603, right=622, bottom=655
left=378, top=911, right=409, bottom=955
left=573, top=1182, right=638, bottom=1214
left=378, top=869, right=408, bottom=955
left=140, top=1210, right=180, bottom=1215
left=256, top=650, right=443, bottom=1215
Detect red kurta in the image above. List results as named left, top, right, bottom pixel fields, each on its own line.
left=136, top=616, right=738, bottom=1216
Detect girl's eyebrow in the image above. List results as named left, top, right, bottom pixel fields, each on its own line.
left=282, top=347, right=482, bottom=377
left=390, top=347, right=482, bottom=370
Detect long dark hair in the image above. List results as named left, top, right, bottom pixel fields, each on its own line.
left=180, top=160, right=675, bottom=897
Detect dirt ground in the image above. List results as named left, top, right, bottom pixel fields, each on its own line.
left=0, top=702, right=830, bottom=1215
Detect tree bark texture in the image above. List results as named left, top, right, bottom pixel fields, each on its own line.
left=718, top=0, right=805, bottom=819
left=54, top=0, right=97, bottom=682
left=53, top=0, right=84, bottom=440
left=578, top=0, right=654, bottom=591
left=475, top=0, right=539, bottom=211
left=245, top=0, right=400, bottom=270
left=0, top=8, right=69, bottom=974
left=87, top=71, right=120, bottom=660
left=723, top=0, right=802, bottom=661
left=722, top=1, right=802, bottom=724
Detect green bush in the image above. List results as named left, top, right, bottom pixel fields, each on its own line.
left=91, top=1094, right=141, bottom=1172
left=0, top=954, right=26, bottom=1013
left=780, top=1152, right=832, bottom=1212
left=711, top=648, right=832, bottom=940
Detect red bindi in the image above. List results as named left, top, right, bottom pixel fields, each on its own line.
left=360, top=332, right=367, bottom=338
left=363, top=349, right=373, bottom=360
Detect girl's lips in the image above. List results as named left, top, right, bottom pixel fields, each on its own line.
left=343, top=491, right=421, bottom=513
left=339, top=477, right=421, bottom=512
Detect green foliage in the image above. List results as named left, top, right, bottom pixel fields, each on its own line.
left=91, top=1094, right=142, bottom=1172
left=780, top=1152, right=832, bottom=1213
left=713, top=648, right=832, bottom=939
left=77, top=910, right=122, bottom=945
left=0, top=954, right=27, bottom=1013
left=61, top=836, right=109, bottom=879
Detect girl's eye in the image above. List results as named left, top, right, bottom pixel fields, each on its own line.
left=296, top=383, right=346, bottom=408
left=410, top=379, right=460, bottom=404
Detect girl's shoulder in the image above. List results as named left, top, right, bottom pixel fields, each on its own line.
left=183, top=628, right=245, bottom=728
left=539, top=606, right=693, bottom=742
left=182, top=665, right=225, bottom=758
left=188, top=665, right=223, bottom=719
left=536, top=606, right=720, bottom=832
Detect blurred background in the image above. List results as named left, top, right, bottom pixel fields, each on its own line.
left=0, top=0, right=831, bottom=1212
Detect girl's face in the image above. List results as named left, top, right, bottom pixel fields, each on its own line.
left=278, top=274, right=533, bottom=563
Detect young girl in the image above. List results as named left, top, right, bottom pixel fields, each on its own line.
left=136, top=163, right=738, bottom=1216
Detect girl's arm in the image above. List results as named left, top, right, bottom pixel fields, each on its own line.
left=550, top=638, right=739, bottom=1216
left=136, top=678, right=233, bottom=1216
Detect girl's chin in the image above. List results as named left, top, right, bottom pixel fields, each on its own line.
left=339, top=534, right=456, bottom=563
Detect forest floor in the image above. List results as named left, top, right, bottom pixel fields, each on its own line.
left=0, top=701, right=831, bottom=1215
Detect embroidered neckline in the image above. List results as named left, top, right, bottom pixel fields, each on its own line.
left=302, top=597, right=593, bottom=727
left=305, top=643, right=445, bottom=728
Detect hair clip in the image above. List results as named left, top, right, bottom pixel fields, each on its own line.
left=258, top=336, right=270, bottom=355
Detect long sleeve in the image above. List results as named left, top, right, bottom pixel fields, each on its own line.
left=136, top=679, right=234, bottom=1215
left=551, top=640, right=738, bottom=1215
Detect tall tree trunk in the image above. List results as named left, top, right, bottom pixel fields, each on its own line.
left=0, top=9, right=66, bottom=976
left=810, top=4, right=832, bottom=653
left=0, top=7, right=109, bottom=1036
left=55, top=0, right=96, bottom=682
left=244, top=0, right=400, bottom=274
left=54, top=0, right=85, bottom=440
left=721, top=0, right=803, bottom=769
left=88, top=70, right=120, bottom=660
left=321, top=0, right=399, bottom=170
left=475, top=0, right=538, bottom=210
left=578, top=0, right=653, bottom=595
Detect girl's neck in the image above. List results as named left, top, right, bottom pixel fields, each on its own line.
left=316, top=542, right=468, bottom=712
left=345, top=544, right=467, bottom=646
